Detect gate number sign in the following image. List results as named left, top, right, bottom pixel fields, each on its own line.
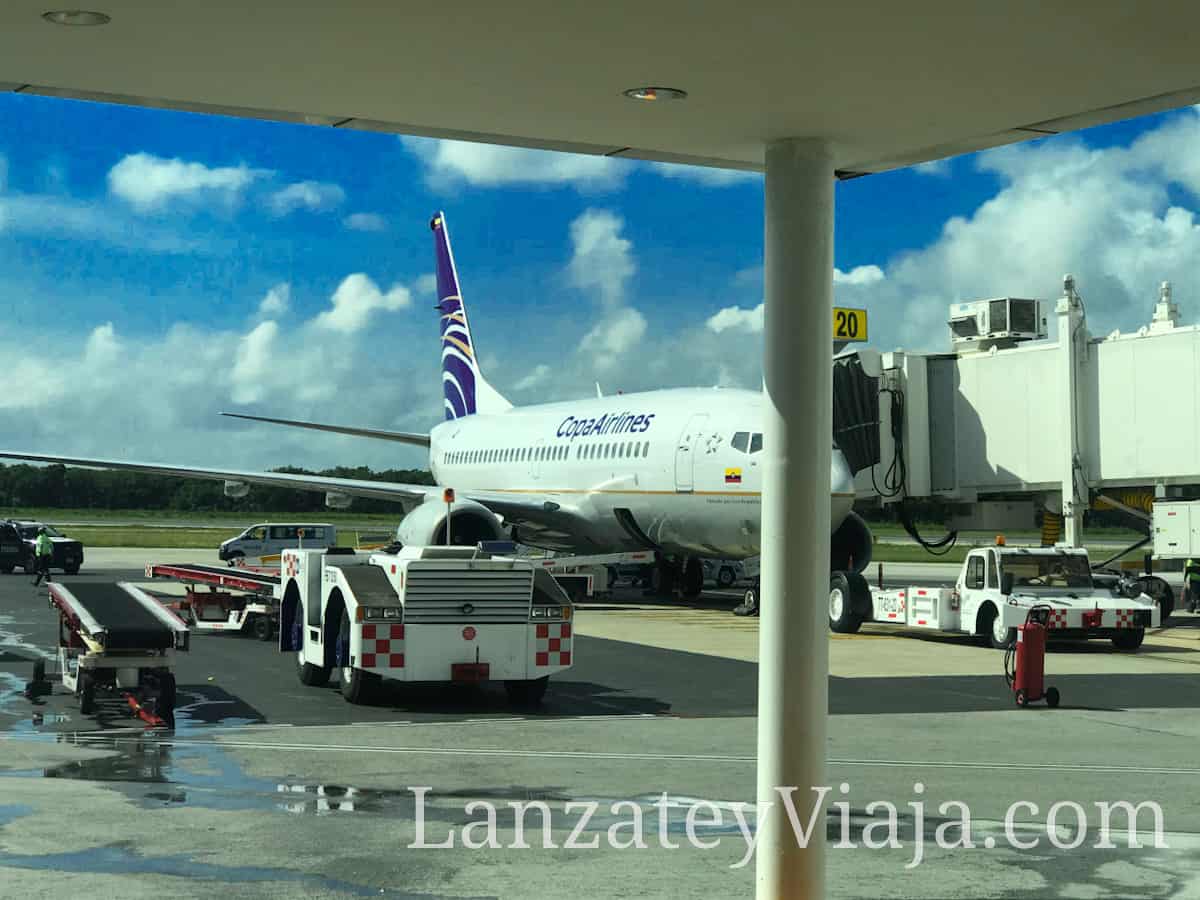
left=833, top=307, right=867, bottom=342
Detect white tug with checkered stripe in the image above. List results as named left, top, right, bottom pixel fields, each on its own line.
left=829, top=545, right=1160, bottom=652
left=279, top=543, right=572, bottom=705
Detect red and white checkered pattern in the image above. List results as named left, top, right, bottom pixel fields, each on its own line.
left=284, top=554, right=299, bottom=578
left=360, top=623, right=405, bottom=668
left=534, top=622, right=572, bottom=667
left=1046, top=609, right=1069, bottom=630
left=1114, top=609, right=1137, bottom=629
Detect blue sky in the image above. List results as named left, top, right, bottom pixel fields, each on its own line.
left=2, top=93, right=1199, bottom=471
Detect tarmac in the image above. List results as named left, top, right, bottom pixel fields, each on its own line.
left=1, top=548, right=1199, bottom=898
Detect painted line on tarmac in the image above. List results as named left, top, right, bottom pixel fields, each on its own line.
left=3, top=728, right=1197, bottom=776
left=829, top=757, right=1199, bottom=777
left=58, top=734, right=757, bottom=763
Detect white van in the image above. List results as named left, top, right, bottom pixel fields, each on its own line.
left=219, top=523, right=337, bottom=565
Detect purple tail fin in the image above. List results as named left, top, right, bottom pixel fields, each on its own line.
left=431, top=213, right=511, bottom=420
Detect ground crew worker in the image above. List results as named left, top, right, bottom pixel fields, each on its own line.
left=1186, top=558, right=1200, bottom=612
left=32, top=527, right=53, bottom=586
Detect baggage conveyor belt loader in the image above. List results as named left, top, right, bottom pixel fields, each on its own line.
left=280, top=542, right=574, bottom=706
left=48, top=581, right=190, bottom=726
left=145, top=562, right=282, bottom=641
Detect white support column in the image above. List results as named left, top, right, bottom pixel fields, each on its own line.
left=757, top=138, right=834, bottom=898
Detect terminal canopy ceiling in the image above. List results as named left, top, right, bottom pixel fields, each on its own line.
left=2, top=2, right=1199, bottom=175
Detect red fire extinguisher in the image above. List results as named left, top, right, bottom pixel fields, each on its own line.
left=1004, top=605, right=1061, bottom=708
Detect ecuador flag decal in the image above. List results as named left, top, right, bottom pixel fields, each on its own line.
left=725, top=468, right=743, bottom=484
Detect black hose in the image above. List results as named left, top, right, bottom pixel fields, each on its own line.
left=872, top=385, right=958, bottom=555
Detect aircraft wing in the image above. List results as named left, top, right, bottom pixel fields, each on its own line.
left=0, top=451, right=581, bottom=526
left=0, top=450, right=436, bottom=506
left=220, top=412, right=431, bottom=448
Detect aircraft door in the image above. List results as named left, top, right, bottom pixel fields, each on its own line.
left=674, top=413, right=710, bottom=492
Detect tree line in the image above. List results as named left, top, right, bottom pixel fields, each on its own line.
left=0, top=463, right=435, bottom=513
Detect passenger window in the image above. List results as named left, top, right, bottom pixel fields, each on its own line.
left=643, top=441, right=650, bottom=457
left=731, top=431, right=750, bottom=453
left=270, top=526, right=288, bottom=540
left=633, top=443, right=640, bottom=458
left=966, top=557, right=985, bottom=590
left=749, top=433, right=763, bottom=454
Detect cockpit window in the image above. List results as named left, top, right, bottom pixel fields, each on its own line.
left=749, top=433, right=763, bottom=454
left=731, top=431, right=750, bottom=453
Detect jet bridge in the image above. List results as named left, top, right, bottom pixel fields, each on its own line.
left=839, top=276, right=1200, bottom=548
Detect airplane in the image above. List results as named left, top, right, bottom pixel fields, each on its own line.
left=0, top=212, right=873, bottom=606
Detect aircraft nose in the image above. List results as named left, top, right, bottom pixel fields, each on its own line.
left=830, top=446, right=855, bottom=524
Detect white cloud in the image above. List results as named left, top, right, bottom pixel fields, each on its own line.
left=84, top=322, right=120, bottom=364
left=257, top=283, right=290, bottom=319
left=648, top=161, right=760, bottom=186
left=402, top=137, right=626, bottom=190
left=706, top=303, right=764, bottom=334
left=912, top=158, right=952, bottom=177
left=568, top=209, right=635, bottom=308
left=344, top=212, right=387, bottom=232
left=413, top=272, right=437, bottom=297
left=267, top=180, right=345, bottom=216
left=230, top=321, right=278, bottom=404
left=514, top=364, right=551, bottom=391
left=703, top=266, right=882, bottom=335
left=580, top=307, right=648, bottom=371
left=108, top=153, right=265, bottom=212
left=0, top=191, right=207, bottom=253
left=834, top=264, right=885, bottom=286
left=313, top=273, right=413, bottom=334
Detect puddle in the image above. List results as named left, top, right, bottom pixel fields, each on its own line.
left=0, top=804, right=32, bottom=827
left=0, top=614, right=55, bottom=663
left=41, top=735, right=287, bottom=813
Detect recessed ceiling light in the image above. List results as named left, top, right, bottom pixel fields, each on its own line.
left=42, top=10, right=111, bottom=26
left=623, top=86, right=687, bottom=102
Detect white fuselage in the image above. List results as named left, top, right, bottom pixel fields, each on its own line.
left=428, top=387, right=854, bottom=559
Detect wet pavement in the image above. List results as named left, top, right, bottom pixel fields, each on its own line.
left=3, top=567, right=1200, bottom=897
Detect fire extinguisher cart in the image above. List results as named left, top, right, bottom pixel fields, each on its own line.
left=1004, top=605, right=1060, bottom=708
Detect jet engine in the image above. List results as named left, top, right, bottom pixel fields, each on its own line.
left=396, top=497, right=506, bottom=547
left=830, top=510, right=872, bottom=574
left=223, top=480, right=250, bottom=499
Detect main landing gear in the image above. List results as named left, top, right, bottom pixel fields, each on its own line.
left=648, top=554, right=705, bottom=601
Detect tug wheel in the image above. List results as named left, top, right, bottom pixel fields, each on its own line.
left=295, top=604, right=331, bottom=686
left=252, top=614, right=273, bottom=642
left=1112, top=628, right=1145, bottom=652
left=1045, top=686, right=1060, bottom=709
left=505, top=676, right=549, bottom=707
left=340, top=666, right=380, bottom=704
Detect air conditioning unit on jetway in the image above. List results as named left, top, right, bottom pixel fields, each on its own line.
left=949, top=298, right=1046, bottom=351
